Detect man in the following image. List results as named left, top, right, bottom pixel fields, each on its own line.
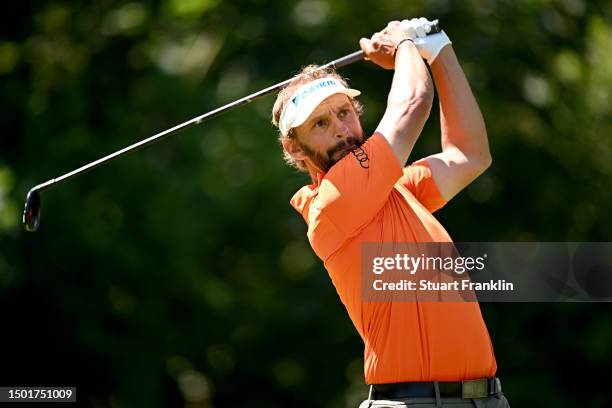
left=272, top=18, right=510, bottom=407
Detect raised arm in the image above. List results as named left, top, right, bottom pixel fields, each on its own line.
left=424, top=45, right=492, bottom=201
left=360, top=21, right=434, bottom=166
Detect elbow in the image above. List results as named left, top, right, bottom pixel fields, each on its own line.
left=467, top=126, right=492, bottom=173
left=388, top=78, right=435, bottom=114
left=462, top=136, right=492, bottom=177
left=463, top=150, right=491, bottom=184
left=415, top=84, right=435, bottom=114
left=411, top=87, right=435, bottom=123
left=483, top=150, right=492, bottom=169
left=480, top=130, right=493, bottom=170
left=411, top=82, right=435, bottom=113
left=475, top=145, right=492, bottom=174
left=389, top=86, right=434, bottom=121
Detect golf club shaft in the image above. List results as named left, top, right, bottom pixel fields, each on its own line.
left=23, top=19, right=443, bottom=232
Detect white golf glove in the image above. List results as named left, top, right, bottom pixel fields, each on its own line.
left=400, top=17, right=451, bottom=64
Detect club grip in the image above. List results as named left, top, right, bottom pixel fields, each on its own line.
left=330, top=19, right=442, bottom=70
left=429, top=19, right=441, bottom=34
left=401, top=18, right=441, bottom=35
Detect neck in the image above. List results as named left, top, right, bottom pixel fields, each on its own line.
left=305, top=161, right=325, bottom=185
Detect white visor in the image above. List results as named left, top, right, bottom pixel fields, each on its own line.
left=279, top=77, right=360, bottom=136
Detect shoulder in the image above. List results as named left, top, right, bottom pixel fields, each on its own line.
left=290, top=184, right=318, bottom=218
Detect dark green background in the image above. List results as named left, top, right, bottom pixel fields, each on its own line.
left=1, top=0, right=611, bottom=406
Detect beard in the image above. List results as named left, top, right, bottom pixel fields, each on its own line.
left=300, top=134, right=368, bottom=173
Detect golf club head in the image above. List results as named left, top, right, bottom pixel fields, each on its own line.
left=23, top=190, right=41, bottom=232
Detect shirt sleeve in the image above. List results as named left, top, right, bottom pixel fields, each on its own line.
left=315, top=132, right=403, bottom=237
left=397, top=158, right=447, bottom=213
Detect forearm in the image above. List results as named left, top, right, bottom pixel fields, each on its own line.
left=389, top=41, right=433, bottom=107
left=377, top=41, right=434, bottom=164
left=430, top=46, right=491, bottom=163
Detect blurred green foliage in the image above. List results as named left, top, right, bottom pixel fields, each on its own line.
left=1, top=0, right=611, bottom=407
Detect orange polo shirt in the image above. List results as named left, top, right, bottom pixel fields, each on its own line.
left=290, top=132, right=497, bottom=384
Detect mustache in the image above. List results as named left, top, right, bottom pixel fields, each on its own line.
left=326, top=136, right=363, bottom=157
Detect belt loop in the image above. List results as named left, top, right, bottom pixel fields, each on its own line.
left=357, top=385, right=373, bottom=408
left=494, top=377, right=502, bottom=398
left=433, top=381, right=442, bottom=408
left=368, top=385, right=374, bottom=401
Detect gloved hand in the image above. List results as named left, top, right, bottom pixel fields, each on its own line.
left=400, top=17, right=452, bottom=64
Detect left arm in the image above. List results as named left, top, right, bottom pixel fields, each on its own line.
left=424, top=45, right=492, bottom=201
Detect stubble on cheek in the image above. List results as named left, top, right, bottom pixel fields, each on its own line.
left=299, top=142, right=331, bottom=173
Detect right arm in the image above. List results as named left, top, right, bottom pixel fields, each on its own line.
left=360, top=21, right=434, bottom=166
left=314, top=24, right=435, bottom=237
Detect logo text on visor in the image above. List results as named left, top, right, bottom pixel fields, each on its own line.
left=292, top=80, right=338, bottom=107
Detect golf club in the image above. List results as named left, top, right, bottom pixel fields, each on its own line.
left=22, top=20, right=440, bottom=232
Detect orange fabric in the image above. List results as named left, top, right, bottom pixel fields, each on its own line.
left=290, top=133, right=497, bottom=384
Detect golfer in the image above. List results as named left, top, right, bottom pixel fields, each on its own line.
left=272, top=18, right=510, bottom=408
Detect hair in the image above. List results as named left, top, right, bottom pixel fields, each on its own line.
left=271, top=65, right=363, bottom=172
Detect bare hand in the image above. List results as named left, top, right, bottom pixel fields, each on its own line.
left=359, top=21, right=414, bottom=70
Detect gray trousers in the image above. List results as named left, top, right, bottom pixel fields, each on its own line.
left=359, top=386, right=510, bottom=408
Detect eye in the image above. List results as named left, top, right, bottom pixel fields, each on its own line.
left=338, top=109, right=349, bottom=118
left=314, top=119, right=328, bottom=128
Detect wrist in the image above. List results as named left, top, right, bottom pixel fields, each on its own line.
left=393, top=38, right=414, bottom=57
left=428, top=44, right=453, bottom=68
left=413, top=31, right=452, bottom=64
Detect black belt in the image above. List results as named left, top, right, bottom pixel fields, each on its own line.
left=372, top=377, right=502, bottom=399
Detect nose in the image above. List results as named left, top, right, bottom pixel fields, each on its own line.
left=333, top=118, right=349, bottom=139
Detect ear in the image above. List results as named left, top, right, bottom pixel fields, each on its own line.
left=281, top=137, right=308, bottom=161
